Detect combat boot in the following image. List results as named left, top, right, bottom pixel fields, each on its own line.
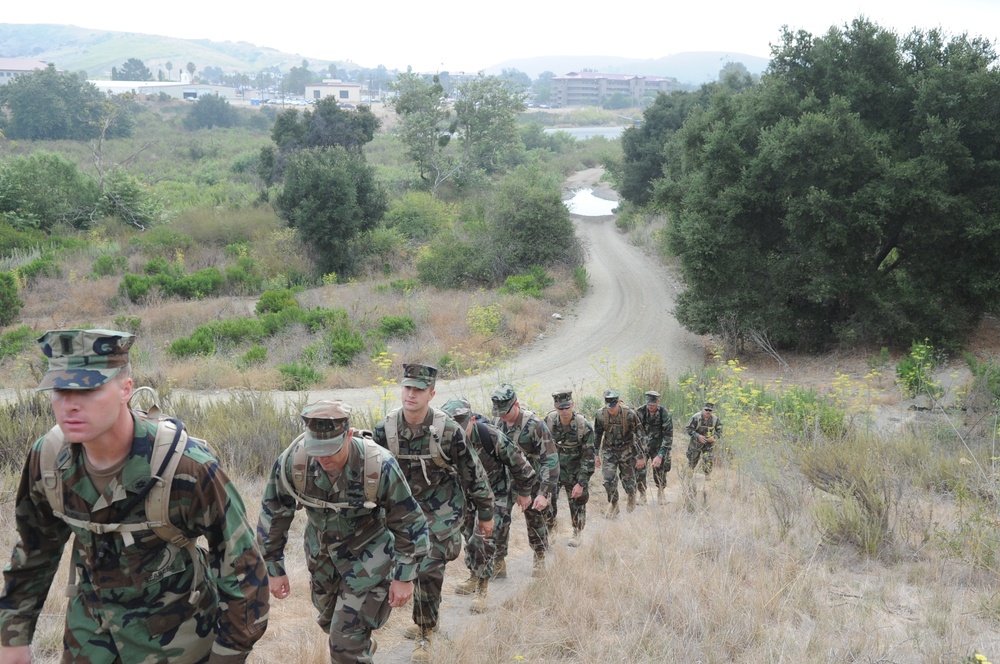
left=657, top=487, right=666, bottom=504
left=606, top=501, right=620, bottom=518
left=493, top=557, right=507, bottom=579
left=626, top=492, right=636, bottom=513
left=470, top=578, right=489, bottom=613
left=455, top=572, right=478, bottom=595
left=411, top=628, right=433, bottom=663
left=637, top=490, right=647, bottom=505
left=532, top=551, right=546, bottom=578
left=404, top=623, right=439, bottom=640
left=568, top=528, right=582, bottom=547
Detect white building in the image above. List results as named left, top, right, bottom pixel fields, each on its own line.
left=305, top=79, right=361, bottom=104
left=0, top=58, right=51, bottom=85
left=88, top=80, right=238, bottom=101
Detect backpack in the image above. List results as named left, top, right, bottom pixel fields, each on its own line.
left=598, top=404, right=636, bottom=436
left=383, top=406, right=452, bottom=471
left=545, top=410, right=589, bottom=449
left=276, top=431, right=382, bottom=510
left=38, top=386, right=203, bottom=602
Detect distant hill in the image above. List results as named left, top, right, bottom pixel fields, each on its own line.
left=482, top=52, right=770, bottom=85
left=0, top=23, right=346, bottom=78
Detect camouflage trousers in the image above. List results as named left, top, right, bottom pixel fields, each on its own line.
left=686, top=439, right=715, bottom=475
left=601, top=446, right=638, bottom=503
left=309, top=543, right=393, bottom=663
left=494, top=485, right=549, bottom=557
left=413, top=530, right=462, bottom=630
left=461, top=501, right=508, bottom=579
left=636, top=444, right=669, bottom=493
left=547, top=480, right=590, bottom=532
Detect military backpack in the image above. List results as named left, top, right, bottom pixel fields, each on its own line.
left=277, top=431, right=382, bottom=510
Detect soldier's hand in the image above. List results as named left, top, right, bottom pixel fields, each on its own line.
left=570, top=483, right=584, bottom=499
left=389, top=580, right=414, bottom=608
left=594, top=454, right=602, bottom=469
left=516, top=494, right=531, bottom=511
left=477, top=519, right=495, bottom=538
left=531, top=494, right=549, bottom=511
left=0, top=645, right=32, bottom=664
left=652, top=456, right=662, bottom=468
left=698, top=434, right=707, bottom=444
left=707, top=437, right=715, bottom=444
left=269, top=575, right=291, bottom=600
left=635, top=457, right=646, bottom=470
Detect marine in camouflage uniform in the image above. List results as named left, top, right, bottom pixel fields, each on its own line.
left=635, top=390, right=674, bottom=504
left=543, top=390, right=596, bottom=547
left=440, top=398, right=535, bottom=613
left=256, top=400, right=429, bottom=663
left=0, top=329, right=269, bottom=664
left=594, top=389, right=646, bottom=517
left=490, top=383, right=559, bottom=576
left=371, top=364, right=493, bottom=663
left=686, top=401, right=722, bottom=476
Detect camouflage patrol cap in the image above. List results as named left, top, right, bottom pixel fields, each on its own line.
left=402, top=363, right=437, bottom=389
left=301, top=400, right=352, bottom=456
left=36, top=329, right=134, bottom=391
left=703, top=401, right=715, bottom=411
left=441, top=397, right=473, bottom=427
left=645, top=390, right=661, bottom=403
left=603, top=389, right=620, bottom=405
left=490, top=383, right=517, bottom=416
left=552, top=390, right=573, bottom=410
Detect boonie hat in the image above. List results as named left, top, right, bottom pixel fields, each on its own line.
left=603, top=389, right=620, bottom=405
left=402, top=363, right=437, bottom=389
left=441, top=397, right=473, bottom=427
left=552, top=390, right=573, bottom=410
left=490, top=383, right=517, bottom=416
left=37, top=329, right=134, bottom=391
left=645, top=390, right=660, bottom=404
left=301, top=400, right=352, bottom=456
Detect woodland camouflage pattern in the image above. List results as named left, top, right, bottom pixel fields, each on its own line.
left=0, top=416, right=269, bottom=663
left=372, top=409, right=493, bottom=630
left=636, top=399, right=674, bottom=492
left=544, top=407, right=596, bottom=533
left=256, top=436, right=429, bottom=663
left=36, top=329, right=134, bottom=391
left=595, top=403, right=646, bottom=503
left=686, top=407, right=723, bottom=475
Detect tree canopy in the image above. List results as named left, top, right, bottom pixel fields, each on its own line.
left=113, top=58, right=153, bottom=81
left=647, top=18, right=1000, bottom=351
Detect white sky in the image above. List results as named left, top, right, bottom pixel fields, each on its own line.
left=5, top=0, right=998, bottom=73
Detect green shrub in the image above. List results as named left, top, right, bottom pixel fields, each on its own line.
left=113, top=316, right=142, bottom=334
left=0, top=324, right=35, bottom=361
left=499, top=265, right=554, bottom=298
left=91, top=254, right=127, bottom=278
left=15, top=251, right=59, bottom=284
left=896, top=340, right=943, bottom=398
left=171, top=267, right=224, bottom=299
left=0, top=272, right=23, bottom=326
left=278, top=362, right=324, bottom=390
left=467, top=304, right=502, bottom=337
left=167, top=333, right=214, bottom=357
left=237, top=345, right=268, bottom=371
left=255, top=287, right=300, bottom=315
left=129, top=227, right=193, bottom=257
left=324, top=326, right=365, bottom=366
left=378, top=315, right=416, bottom=338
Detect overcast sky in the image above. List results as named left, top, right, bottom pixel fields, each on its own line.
left=5, top=0, right=998, bottom=73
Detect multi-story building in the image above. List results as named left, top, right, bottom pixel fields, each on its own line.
left=0, top=58, right=51, bottom=85
left=549, top=71, right=677, bottom=108
left=305, top=79, right=362, bottom=105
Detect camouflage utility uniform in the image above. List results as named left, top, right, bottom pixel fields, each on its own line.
left=636, top=394, right=674, bottom=495
left=686, top=404, right=722, bottom=475
left=257, top=434, right=429, bottom=663
left=372, top=407, right=493, bottom=632
left=544, top=398, right=596, bottom=540
left=595, top=393, right=646, bottom=513
left=0, top=416, right=270, bottom=663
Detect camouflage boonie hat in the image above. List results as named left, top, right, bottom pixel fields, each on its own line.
left=301, top=400, right=352, bottom=456
left=703, top=401, right=715, bottom=411
left=552, top=390, right=573, bottom=410
left=441, top=397, right=472, bottom=427
left=37, top=329, right=134, bottom=391
left=645, top=390, right=661, bottom=403
left=402, top=363, right=437, bottom=389
left=603, top=389, right=620, bottom=405
left=490, top=383, right=517, bottom=416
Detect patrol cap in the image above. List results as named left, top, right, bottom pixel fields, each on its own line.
left=603, top=389, right=620, bottom=406
left=490, top=383, right=517, bottom=416
left=301, top=400, right=352, bottom=456
left=37, top=329, right=134, bottom=391
left=552, top=390, right=573, bottom=410
left=402, top=363, right=437, bottom=389
left=645, top=390, right=661, bottom=404
left=703, top=401, right=715, bottom=411
left=441, top=397, right=472, bottom=427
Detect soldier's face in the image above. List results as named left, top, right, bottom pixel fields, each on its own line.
left=499, top=402, right=520, bottom=425
left=646, top=402, right=658, bottom=413
left=558, top=405, right=573, bottom=425
left=51, top=375, right=132, bottom=444
left=402, top=385, right=434, bottom=415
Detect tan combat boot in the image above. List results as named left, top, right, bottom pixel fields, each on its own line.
left=411, top=628, right=433, bottom=663
left=657, top=487, right=666, bottom=504
left=637, top=490, right=647, bottom=505
left=470, top=578, right=489, bottom=613
left=404, top=623, right=438, bottom=640
left=607, top=501, right=620, bottom=518
left=626, top=492, right=636, bottom=513
left=455, top=572, right=478, bottom=595
left=568, top=528, right=582, bottom=547
left=493, top=557, right=507, bottom=579
left=531, top=551, right=546, bottom=578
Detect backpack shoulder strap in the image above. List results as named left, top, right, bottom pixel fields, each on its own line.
left=428, top=407, right=451, bottom=467
left=39, top=425, right=69, bottom=518
left=573, top=412, right=589, bottom=441
left=384, top=407, right=402, bottom=455
left=145, top=419, right=191, bottom=548
left=360, top=437, right=383, bottom=506
left=277, top=433, right=309, bottom=498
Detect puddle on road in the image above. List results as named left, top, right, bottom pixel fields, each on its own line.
left=563, top=188, right=618, bottom=216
